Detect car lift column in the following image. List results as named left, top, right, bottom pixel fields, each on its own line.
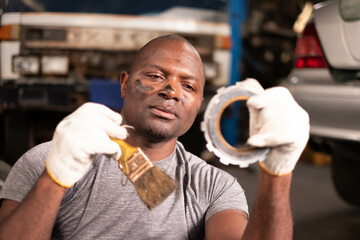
left=221, top=0, right=247, bottom=146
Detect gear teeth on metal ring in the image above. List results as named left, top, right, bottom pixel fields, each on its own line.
left=219, top=158, right=230, bottom=165
left=205, top=142, right=216, bottom=153
left=216, top=86, right=226, bottom=93
left=238, top=162, right=249, bottom=168
left=201, top=80, right=269, bottom=168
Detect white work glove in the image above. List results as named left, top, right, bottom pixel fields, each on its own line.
left=46, top=102, right=128, bottom=188
left=244, top=79, right=310, bottom=176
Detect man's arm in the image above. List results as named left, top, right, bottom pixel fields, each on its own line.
left=0, top=103, right=129, bottom=239
left=205, top=168, right=292, bottom=240
left=205, top=207, right=248, bottom=239
left=242, top=168, right=292, bottom=239
left=206, top=80, right=309, bottom=239
left=0, top=171, right=66, bottom=240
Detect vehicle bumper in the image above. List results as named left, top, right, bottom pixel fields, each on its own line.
left=283, top=68, right=360, bottom=142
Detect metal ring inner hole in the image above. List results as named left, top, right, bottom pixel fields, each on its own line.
left=215, top=96, right=256, bottom=153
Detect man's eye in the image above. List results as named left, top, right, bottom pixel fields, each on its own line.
left=147, top=75, right=163, bottom=80
left=184, top=84, right=195, bottom=91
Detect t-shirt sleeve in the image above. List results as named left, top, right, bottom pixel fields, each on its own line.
left=205, top=171, right=249, bottom=221
left=183, top=147, right=249, bottom=223
left=203, top=167, right=249, bottom=222
left=0, top=142, right=50, bottom=202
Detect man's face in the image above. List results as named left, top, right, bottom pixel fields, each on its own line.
left=120, top=40, right=205, bottom=142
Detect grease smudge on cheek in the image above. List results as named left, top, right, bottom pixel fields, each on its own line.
left=134, top=79, right=154, bottom=97
left=180, top=95, right=187, bottom=106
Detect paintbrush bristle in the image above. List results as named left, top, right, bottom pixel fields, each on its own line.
left=110, top=138, right=177, bottom=210
left=134, top=166, right=177, bottom=210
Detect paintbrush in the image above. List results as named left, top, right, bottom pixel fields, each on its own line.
left=111, top=138, right=177, bottom=210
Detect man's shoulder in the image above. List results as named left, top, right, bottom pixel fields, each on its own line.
left=175, top=141, right=228, bottom=176
left=22, top=141, right=51, bottom=160
left=12, top=141, right=52, bottom=169
left=0, top=142, right=51, bottom=201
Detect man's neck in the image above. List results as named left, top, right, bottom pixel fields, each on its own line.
left=125, top=134, right=177, bottom=162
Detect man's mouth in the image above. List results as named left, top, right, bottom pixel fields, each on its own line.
left=149, top=106, right=178, bottom=120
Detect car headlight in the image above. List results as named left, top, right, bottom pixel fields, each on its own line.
left=13, top=56, right=40, bottom=74
left=41, top=56, right=69, bottom=75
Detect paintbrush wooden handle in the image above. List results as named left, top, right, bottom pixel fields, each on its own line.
left=110, top=138, right=137, bottom=161
left=111, top=137, right=154, bottom=183
left=110, top=138, right=138, bottom=176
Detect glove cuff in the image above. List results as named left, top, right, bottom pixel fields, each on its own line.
left=258, top=161, right=293, bottom=176
left=257, top=145, right=304, bottom=176
left=45, top=161, right=73, bottom=188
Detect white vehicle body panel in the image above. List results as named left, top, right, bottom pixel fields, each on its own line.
left=1, top=12, right=229, bottom=52
left=1, top=13, right=21, bottom=25
left=315, top=0, right=360, bottom=68
left=0, top=11, right=231, bottom=86
left=0, top=42, right=20, bottom=79
left=284, top=73, right=360, bottom=141
left=284, top=0, right=360, bottom=143
left=19, top=12, right=230, bottom=35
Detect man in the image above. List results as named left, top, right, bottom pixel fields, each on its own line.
left=0, top=35, right=309, bottom=239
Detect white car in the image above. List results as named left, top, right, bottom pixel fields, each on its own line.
left=282, top=0, right=360, bottom=206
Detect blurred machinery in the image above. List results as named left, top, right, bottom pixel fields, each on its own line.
left=0, top=0, right=233, bottom=164
left=0, top=0, right=322, bottom=165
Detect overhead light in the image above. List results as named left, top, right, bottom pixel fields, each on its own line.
left=13, top=56, right=40, bottom=74
left=41, top=56, right=69, bottom=75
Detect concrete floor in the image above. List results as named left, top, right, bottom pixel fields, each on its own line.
left=212, top=160, right=360, bottom=240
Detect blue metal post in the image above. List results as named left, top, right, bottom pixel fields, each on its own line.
left=221, top=0, right=246, bottom=146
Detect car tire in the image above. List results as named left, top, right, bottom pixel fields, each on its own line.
left=331, top=140, right=360, bottom=207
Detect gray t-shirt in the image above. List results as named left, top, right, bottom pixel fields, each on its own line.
left=1, top=141, right=248, bottom=239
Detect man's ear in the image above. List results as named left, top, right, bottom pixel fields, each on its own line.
left=120, top=71, right=129, bottom=98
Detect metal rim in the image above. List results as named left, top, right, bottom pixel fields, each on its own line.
left=201, top=82, right=269, bottom=167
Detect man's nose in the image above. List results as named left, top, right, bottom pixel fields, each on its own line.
left=158, top=78, right=180, bottom=101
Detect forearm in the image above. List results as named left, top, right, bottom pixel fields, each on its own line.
left=0, top=170, right=66, bottom=240
left=242, top=166, right=293, bottom=240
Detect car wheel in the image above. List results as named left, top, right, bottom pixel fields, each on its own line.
left=331, top=141, right=360, bottom=207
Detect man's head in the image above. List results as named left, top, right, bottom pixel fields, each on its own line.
left=120, top=35, right=205, bottom=143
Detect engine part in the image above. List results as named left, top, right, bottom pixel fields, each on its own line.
left=201, top=82, right=269, bottom=167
